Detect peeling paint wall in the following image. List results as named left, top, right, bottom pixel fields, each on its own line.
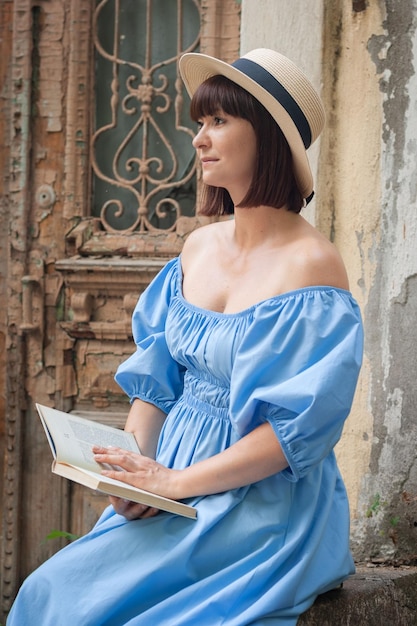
left=355, top=0, right=417, bottom=560
left=242, top=0, right=417, bottom=561
left=321, top=0, right=417, bottom=562
left=319, top=0, right=384, bottom=556
left=0, top=0, right=14, bottom=520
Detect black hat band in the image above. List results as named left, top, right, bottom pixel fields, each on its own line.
left=232, top=58, right=312, bottom=149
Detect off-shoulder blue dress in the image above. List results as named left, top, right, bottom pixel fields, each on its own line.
left=8, top=256, right=363, bottom=626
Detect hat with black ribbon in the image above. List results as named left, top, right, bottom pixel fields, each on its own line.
left=179, top=48, right=325, bottom=203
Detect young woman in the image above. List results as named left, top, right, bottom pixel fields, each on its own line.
left=7, top=49, right=363, bottom=625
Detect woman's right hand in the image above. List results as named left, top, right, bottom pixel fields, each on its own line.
left=108, top=496, right=160, bottom=520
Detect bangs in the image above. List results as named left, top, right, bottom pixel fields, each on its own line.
left=190, top=75, right=254, bottom=121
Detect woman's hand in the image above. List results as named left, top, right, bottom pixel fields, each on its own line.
left=92, top=445, right=181, bottom=520
left=106, top=496, right=160, bottom=521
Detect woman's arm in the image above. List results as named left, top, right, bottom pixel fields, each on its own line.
left=93, top=421, right=288, bottom=503
left=176, top=422, right=288, bottom=497
left=124, top=398, right=166, bottom=459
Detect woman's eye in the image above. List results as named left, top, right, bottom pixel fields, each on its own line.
left=195, top=116, right=225, bottom=131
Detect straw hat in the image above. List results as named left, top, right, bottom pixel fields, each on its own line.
left=179, top=48, right=325, bottom=202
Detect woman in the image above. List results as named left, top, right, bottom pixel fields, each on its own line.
left=7, top=49, right=363, bottom=625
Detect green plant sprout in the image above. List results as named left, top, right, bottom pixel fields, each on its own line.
left=43, top=530, right=79, bottom=543
left=366, top=493, right=384, bottom=518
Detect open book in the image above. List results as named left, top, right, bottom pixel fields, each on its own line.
left=36, top=404, right=197, bottom=520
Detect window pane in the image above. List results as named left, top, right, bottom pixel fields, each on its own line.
left=92, top=0, right=200, bottom=232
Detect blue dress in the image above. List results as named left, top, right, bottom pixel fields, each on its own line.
left=7, top=256, right=363, bottom=626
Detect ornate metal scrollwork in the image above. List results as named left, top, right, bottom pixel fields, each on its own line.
left=92, top=0, right=200, bottom=233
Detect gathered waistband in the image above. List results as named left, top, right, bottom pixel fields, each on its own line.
left=182, top=370, right=230, bottom=418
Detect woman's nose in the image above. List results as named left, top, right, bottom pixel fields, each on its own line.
left=192, top=126, right=209, bottom=149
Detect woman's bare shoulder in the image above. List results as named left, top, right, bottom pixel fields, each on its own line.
left=182, top=221, right=229, bottom=266
left=290, top=230, right=349, bottom=291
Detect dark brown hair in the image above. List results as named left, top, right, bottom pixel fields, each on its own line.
left=190, top=75, right=303, bottom=215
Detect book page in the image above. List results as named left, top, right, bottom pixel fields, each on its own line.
left=37, top=404, right=139, bottom=473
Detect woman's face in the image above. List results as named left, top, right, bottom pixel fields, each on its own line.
left=192, top=110, right=257, bottom=203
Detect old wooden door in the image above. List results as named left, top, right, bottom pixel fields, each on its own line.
left=0, top=0, right=241, bottom=616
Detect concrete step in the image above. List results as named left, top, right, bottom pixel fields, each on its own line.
left=299, top=566, right=417, bottom=625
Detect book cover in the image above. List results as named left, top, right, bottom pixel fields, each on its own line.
left=36, top=404, right=197, bottom=520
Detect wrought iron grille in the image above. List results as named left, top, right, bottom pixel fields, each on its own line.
left=92, top=0, right=200, bottom=233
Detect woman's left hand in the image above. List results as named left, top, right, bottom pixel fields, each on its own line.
left=92, top=446, right=181, bottom=516
left=106, top=497, right=160, bottom=520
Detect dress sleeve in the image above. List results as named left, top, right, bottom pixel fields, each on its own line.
left=229, top=288, right=364, bottom=481
left=115, top=258, right=185, bottom=414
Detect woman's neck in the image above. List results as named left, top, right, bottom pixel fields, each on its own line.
left=231, top=204, right=303, bottom=251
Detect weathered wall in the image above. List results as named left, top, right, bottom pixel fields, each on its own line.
left=318, top=2, right=380, bottom=535
left=0, top=0, right=14, bottom=514
left=240, top=0, right=323, bottom=226
left=352, top=0, right=417, bottom=560
left=242, top=0, right=417, bottom=561
left=320, top=0, right=417, bottom=562
left=318, top=1, right=383, bottom=556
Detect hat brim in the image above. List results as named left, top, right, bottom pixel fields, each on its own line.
left=179, top=52, right=314, bottom=200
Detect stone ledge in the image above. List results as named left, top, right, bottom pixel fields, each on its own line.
left=299, top=566, right=417, bottom=625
